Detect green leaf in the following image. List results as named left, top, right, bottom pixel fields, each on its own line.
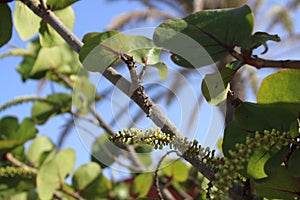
left=150, top=62, right=168, bottom=80
left=26, top=136, right=54, bottom=167
left=225, top=60, right=244, bottom=70
left=253, top=167, right=300, bottom=199
left=201, top=68, right=235, bottom=105
left=46, top=0, right=78, bottom=11
left=264, top=146, right=290, bottom=176
left=0, top=117, right=37, bottom=156
left=127, top=35, right=160, bottom=65
left=0, top=3, right=12, bottom=47
left=257, top=69, right=300, bottom=104
left=223, top=102, right=299, bottom=157
left=132, top=173, right=153, bottom=197
left=241, top=31, right=281, bottom=55
left=31, top=93, right=72, bottom=124
left=80, top=174, right=111, bottom=199
left=0, top=175, right=35, bottom=197
left=72, top=162, right=101, bottom=191
left=14, top=1, right=40, bottom=41
left=37, top=148, right=76, bottom=200
left=153, top=5, right=253, bottom=68
left=17, top=39, right=44, bottom=81
left=162, top=160, right=189, bottom=182
left=288, top=148, right=300, bottom=177
left=80, top=31, right=130, bottom=72
left=39, top=7, right=74, bottom=47
left=91, top=134, right=121, bottom=169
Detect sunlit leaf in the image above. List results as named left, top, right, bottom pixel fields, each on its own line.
left=132, top=173, right=153, bottom=197
left=162, top=160, right=189, bottom=182
left=257, top=69, right=300, bottom=104
left=201, top=68, right=235, bottom=105
left=39, top=7, right=74, bottom=47
left=14, top=1, right=40, bottom=40
left=37, top=148, right=75, bottom=200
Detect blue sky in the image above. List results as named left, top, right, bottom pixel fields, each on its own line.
left=1, top=0, right=299, bottom=179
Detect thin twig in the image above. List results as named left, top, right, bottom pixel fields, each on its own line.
left=5, top=153, right=38, bottom=174
left=154, top=150, right=179, bottom=200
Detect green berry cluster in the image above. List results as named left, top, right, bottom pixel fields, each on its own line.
left=211, top=129, right=291, bottom=198
left=0, top=166, right=36, bottom=179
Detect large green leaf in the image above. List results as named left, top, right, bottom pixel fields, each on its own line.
left=37, top=148, right=76, bottom=200
left=26, top=136, right=55, bottom=167
left=288, top=148, right=300, bottom=177
left=0, top=3, right=12, bottom=47
left=0, top=117, right=37, bottom=156
left=91, top=134, right=121, bottom=169
left=39, top=7, right=74, bottom=47
left=257, top=69, right=300, bottom=104
left=46, top=0, right=78, bottom=11
left=31, top=93, right=72, bottom=124
left=72, top=162, right=101, bottom=191
left=80, top=31, right=130, bottom=72
left=153, top=5, right=253, bottom=68
left=132, top=173, right=153, bottom=197
left=254, top=167, right=300, bottom=199
left=14, top=1, right=40, bottom=41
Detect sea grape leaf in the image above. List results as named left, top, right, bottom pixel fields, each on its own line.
left=72, top=162, right=101, bottom=191
left=0, top=3, right=12, bottom=47
left=31, top=93, right=72, bottom=124
left=80, top=31, right=130, bottom=72
left=132, top=173, right=153, bottom=197
left=14, top=1, right=40, bottom=40
left=241, top=31, right=280, bottom=55
left=46, top=0, right=78, bottom=11
left=201, top=68, right=235, bottom=105
left=153, top=5, right=254, bottom=68
left=257, top=69, right=300, bottom=104
left=39, top=7, right=74, bottom=47
left=253, top=167, right=300, bottom=199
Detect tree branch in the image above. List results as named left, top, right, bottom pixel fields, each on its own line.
left=231, top=50, right=300, bottom=69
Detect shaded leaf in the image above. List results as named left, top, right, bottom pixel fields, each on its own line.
left=91, top=134, right=121, bottom=169
left=0, top=3, right=12, bottom=47
left=80, top=174, right=111, bottom=199
left=14, top=1, right=40, bottom=40
left=288, top=148, right=300, bottom=177
left=153, top=5, right=253, bottom=68
left=241, top=32, right=280, bottom=55
left=132, top=173, right=153, bottom=197
left=31, top=93, right=72, bottom=124
left=46, top=0, right=78, bottom=11
left=201, top=68, right=235, bottom=105
left=254, top=167, right=300, bottom=199
left=0, top=117, right=37, bottom=156
left=80, top=31, right=130, bottom=72
left=39, top=7, right=74, bottom=47
left=257, top=69, right=300, bottom=104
